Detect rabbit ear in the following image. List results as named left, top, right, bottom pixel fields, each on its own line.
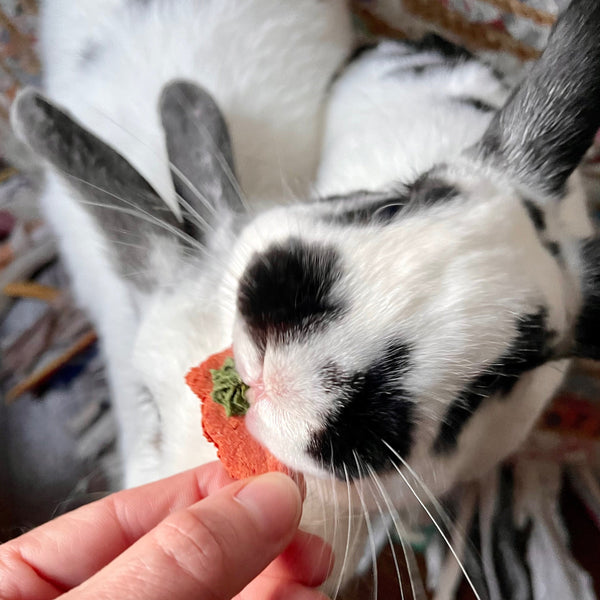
left=160, top=80, right=245, bottom=242
left=472, top=0, right=600, bottom=196
left=11, top=87, right=183, bottom=289
left=572, top=237, right=600, bottom=360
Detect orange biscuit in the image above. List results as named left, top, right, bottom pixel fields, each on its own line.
left=186, top=347, right=290, bottom=480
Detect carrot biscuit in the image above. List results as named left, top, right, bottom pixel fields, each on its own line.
left=186, top=347, right=290, bottom=480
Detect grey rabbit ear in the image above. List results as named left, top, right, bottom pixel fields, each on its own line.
left=572, top=237, right=600, bottom=360
left=160, top=80, right=244, bottom=242
left=472, top=0, right=600, bottom=196
left=11, top=87, right=182, bottom=289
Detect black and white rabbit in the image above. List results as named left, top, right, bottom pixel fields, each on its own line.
left=12, top=0, right=600, bottom=594
left=13, top=0, right=352, bottom=483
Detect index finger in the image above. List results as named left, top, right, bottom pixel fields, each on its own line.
left=0, top=461, right=235, bottom=598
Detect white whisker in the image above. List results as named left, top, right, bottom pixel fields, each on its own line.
left=68, top=175, right=205, bottom=252
left=329, top=443, right=340, bottom=588
left=368, top=465, right=428, bottom=600
left=174, top=189, right=216, bottom=232
left=353, top=452, right=378, bottom=600
left=170, top=163, right=219, bottom=219
left=364, top=466, right=406, bottom=600
left=331, top=464, right=355, bottom=600
left=170, top=86, right=252, bottom=215
left=381, top=441, right=482, bottom=600
left=434, top=484, right=478, bottom=600
left=84, top=99, right=250, bottom=216
left=66, top=180, right=233, bottom=273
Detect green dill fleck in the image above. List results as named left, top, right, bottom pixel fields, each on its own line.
left=210, top=357, right=249, bottom=417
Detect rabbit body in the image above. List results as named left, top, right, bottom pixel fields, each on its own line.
left=312, top=41, right=594, bottom=500
left=220, top=40, right=592, bottom=507
left=14, top=0, right=600, bottom=594
left=36, top=0, right=353, bottom=484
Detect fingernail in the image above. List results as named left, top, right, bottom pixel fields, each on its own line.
left=294, top=472, right=307, bottom=502
left=235, top=472, right=302, bottom=541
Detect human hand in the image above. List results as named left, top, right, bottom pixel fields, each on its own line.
left=0, top=462, right=332, bottom=599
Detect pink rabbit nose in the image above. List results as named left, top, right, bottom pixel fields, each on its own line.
left=247, top=376, right=267, bottom=405
left=247, top=370, right=294, bottom=407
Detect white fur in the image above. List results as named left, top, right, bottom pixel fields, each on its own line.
left=317, top=44, right=508, bottom=194
left=38, top=0, right=353, bottom=485
left=218, top=48, right=594, bottom=491
left=31, top=7, right=597, bottom=594
left=212, top=46, right=595, bottom=588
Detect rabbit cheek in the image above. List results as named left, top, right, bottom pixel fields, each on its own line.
left=432, top=307, right=555, bottom=455
left=308, top=341, right=414, bottom=481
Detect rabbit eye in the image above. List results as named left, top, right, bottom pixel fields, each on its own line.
left=320, top=191, right=409, bottom=226
left=522, top=198, right=546, bottom=232
left=409, top=175, right=458, bottom=206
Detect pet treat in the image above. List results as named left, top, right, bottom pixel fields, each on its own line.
left=186, top=347, right=290, bottom=480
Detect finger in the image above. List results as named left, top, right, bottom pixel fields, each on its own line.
left=237, top=578, right=331, bottom=600
left=262, top=530, right=334, bottom=587
left=233, top=532, right=333, bottom=600
left=0, top=462, right=234, bottom=599
left=64, top=472, right=303, bottom=600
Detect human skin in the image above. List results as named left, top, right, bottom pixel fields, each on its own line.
left=0, top=462, right=333, bottom=600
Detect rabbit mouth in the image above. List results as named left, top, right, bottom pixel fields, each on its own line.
left=246, top=369, right=298, bottom=411
left=246, top=378, right=267, bottom=406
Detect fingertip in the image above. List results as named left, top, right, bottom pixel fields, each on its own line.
left=240, top=577, right=331, bottom=600
left=274, top=530, right=335, bottom=587
left=235, top=472, right=302, bottom=542
left=273, top=583, right=331, bottom=600
left=286, top=590, right=330, bottom=600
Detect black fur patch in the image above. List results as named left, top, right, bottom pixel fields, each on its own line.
left=522, top=199, right=546, bottom=231
left=346, top=42, right=379, bottom=65
left=237, top=238, right=343, bottom=349
left=544, top=241, right=561, bottom=258
left=405, top=33, right=473, bottom=61
left=329, top=43, right=379, bottom=88
left=573, top=237, right=600, bottom=359
left=433, top=308, right=554, bottom=454
left=408, top=175, right=459, bottom=206
left=320, top=179, right=458, bottom=226
left=409, top=65, right=427, bottom=75
left=321, top=192, right=408, bottom=226
left=388, top=35, right=472, bottom=77
left=308, top=342, right=413, bottom=480
left=375, top=34, right=475, bottom=78
left=521, top=199, right=563, bottom=261
left=463, top=508, right=491, bottom=599
left=491, top=466, right=534, bottom=600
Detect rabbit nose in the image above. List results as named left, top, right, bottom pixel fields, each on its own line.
left=246, top=376, right=267, bottom=405
left=236, top=237, right=343, bottom=344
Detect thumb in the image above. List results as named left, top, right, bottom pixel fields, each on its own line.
left=66, top=472, right=302, bottom=600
